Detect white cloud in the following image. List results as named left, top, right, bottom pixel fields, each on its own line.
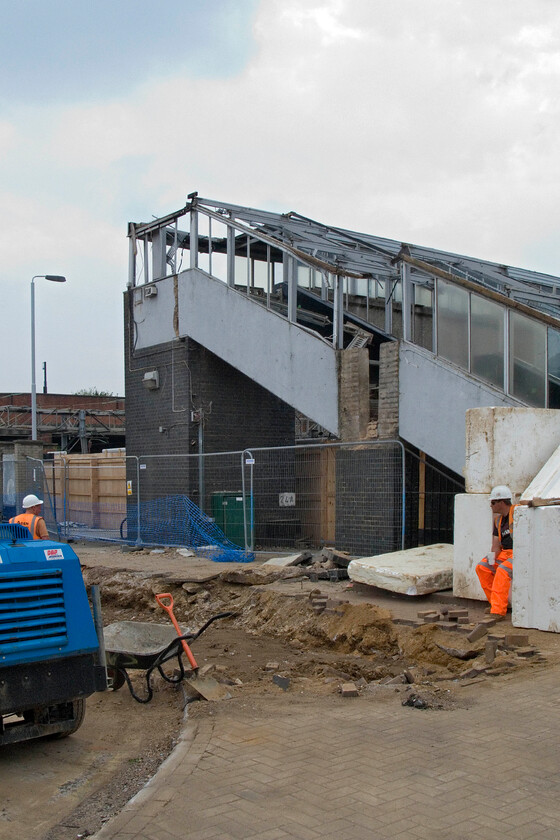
left=2, top=0, right=560, bottom=393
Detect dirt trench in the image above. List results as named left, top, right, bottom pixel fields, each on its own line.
left=81, top=563, right=540, bottom=698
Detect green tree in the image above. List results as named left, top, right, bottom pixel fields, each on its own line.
left=74, top=387, right=115, bottom=397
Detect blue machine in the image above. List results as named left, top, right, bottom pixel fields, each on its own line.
left=0, top=523, right=106, bottom=745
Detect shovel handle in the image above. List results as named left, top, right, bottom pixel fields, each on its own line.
left=155, top=592, right=198, bottom=670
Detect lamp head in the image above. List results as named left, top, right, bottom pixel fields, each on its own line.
left=45, top=275, right=66, bottom=282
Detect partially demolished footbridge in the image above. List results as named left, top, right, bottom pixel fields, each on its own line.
left=127, top=194, right=560, bottom=475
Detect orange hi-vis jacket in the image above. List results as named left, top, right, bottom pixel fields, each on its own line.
left=494, top=505, right=515, bottom=555
left=9, top=512, right=44, bottom=540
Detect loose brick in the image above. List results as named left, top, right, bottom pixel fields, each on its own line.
left=436, top=621, right=458, bottom=632
left=341, top=682, right=359, bottom=697
left=485, top=640, right=498, bottom=664
left=467, top=623, right=490, bottom=643
left=504, top=633, right=530, bottom=648
left=516, top=647, right=537, bottom=658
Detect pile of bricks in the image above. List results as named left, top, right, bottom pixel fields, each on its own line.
left=395, top=611, right=541, bottom=662
left=394, top=607, right=473, bottom=631
left=308, top=590, right=347, bottom=616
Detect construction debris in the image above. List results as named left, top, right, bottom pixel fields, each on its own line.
left=467, top=622, right=492, bottom=643
left=435, top=643, right=480, bottom=661
left=263, top=552, right=312, bottom=568
left=485, top=640, right=498, bottom=664
left=272, top=674, right=291, bottom=691
left=348, top=544, right=453, bottom=595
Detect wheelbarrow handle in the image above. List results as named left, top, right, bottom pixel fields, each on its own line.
left=155, top=592, right=198, bottom=671
left=155, top=593, right=173, bottom=611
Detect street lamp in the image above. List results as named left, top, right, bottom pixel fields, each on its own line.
left=31, top=274, right=66, bottom=440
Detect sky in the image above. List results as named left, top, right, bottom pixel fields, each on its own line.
left=2, top=0, right=559, bottom=396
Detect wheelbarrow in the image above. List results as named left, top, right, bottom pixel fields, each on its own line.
left=103, top=612, right=233, bottom=703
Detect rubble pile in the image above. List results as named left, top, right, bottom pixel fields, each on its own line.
left=264, top=547, right=352, bottom=581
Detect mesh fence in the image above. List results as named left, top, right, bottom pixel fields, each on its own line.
left=1, top=457, right=60, bottom=538
left=124, top=495, right=253, bottom=562
left=242, top=441, right=404, bottom=555
left=0, top=441, right=465, bottom=559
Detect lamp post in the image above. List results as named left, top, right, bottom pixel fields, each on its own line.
left=31, top=274, right=66, bottom=440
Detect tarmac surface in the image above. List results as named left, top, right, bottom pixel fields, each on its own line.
left=83, top=540, right=560, bottom=840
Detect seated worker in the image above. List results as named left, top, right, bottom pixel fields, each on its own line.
left=475, top=485, right=515, bottom=620
left=9, top=494, right=49, bottom=540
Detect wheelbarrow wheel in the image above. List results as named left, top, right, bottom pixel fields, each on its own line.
left=107, top=667, right=126, bottom=691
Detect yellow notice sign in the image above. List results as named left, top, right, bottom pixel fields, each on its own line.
left=127, top=480, right=133, bottom=496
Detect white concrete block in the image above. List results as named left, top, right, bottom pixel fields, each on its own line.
left=453, top=494, right=492, bottom=600
left=513, top=505, right=560, bottom=632
left=348, top=544, right=453, bottom=596
left=521, top=443, right=560, bottom=503
left=464, top=407, right=560, bottom=495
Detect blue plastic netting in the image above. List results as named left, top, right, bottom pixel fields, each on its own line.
left=126, top=494, right=254, bottom=562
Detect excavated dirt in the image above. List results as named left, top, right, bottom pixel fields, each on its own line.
left=10, top=542, right=560, bottom=840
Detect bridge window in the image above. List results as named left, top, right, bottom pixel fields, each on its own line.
left=437, top=280, right=468, bottom=368
left=413, top=285, right=433, bottom=352
left=509, top=312, right=546, bottom=406
left=548, top=328, right=560, bottom=409
left=470, top=295, right=504, bottom=389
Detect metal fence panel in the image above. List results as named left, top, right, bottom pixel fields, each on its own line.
left=1, top=457, right=59, bottom=537
left=1, top=441, right=463, bottom=557
left=242, top=441, right=404, bottom=555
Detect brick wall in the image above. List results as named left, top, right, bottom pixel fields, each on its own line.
left=334, top=444, right=402, bottom=555
left=377, top=341, right=399, bottom=439
left=337, top=347, right=370, bottom=441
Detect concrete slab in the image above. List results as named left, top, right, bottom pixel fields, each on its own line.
left=263, top=553, right=309, bottom=567
left=453, top=493, right=491, bottom=600
left=521, top=442, right=560, bottom=503
left=513, top=505, right=560, bottom=632
left=348, top=544, right=453, bottom=596
left=464, top=406, right=560, bottom=495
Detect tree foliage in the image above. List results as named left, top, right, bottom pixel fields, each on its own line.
left=74, top=387, right=115, bottom=397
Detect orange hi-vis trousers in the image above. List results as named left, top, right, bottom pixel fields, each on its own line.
left=475, top=549, right=513, bottom=616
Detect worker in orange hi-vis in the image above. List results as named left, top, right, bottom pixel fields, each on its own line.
left=9, top=494, right=50, bottom=540
left=475, top=485, right=517, bottom=620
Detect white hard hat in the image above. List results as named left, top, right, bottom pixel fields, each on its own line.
left=490, top=485, right=512, bottom=502
left=22, top=494, right=43, bottom=508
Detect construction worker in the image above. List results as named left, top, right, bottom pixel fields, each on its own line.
left=9, top=494, right=49, bottom=540
left=475, top=485, right=515, bottom=620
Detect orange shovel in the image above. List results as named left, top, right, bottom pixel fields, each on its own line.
left=155, top=593, right=198, bottom=671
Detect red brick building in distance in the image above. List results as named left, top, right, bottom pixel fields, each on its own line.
left=0, top=392, right=125, bottom=453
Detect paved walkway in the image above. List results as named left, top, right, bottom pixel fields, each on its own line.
left=93, top=665, right=560, bottom=840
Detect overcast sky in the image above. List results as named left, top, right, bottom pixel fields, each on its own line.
left=2, top=0, right=559, bottom=396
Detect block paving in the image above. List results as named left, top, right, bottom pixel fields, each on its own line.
left=93, top=665, right=560, bottom=840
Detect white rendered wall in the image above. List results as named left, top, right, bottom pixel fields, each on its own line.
left=453, top=493, right=492, bottom=600
left=178, top=269, right=339, bottom=434
left=398, top=344, right=519, bottom=475
left=465, top=407, right=560, bottom=495
left=513, top=505, right=560, bottom=632
left=131, top=270, right=340, bottom=435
